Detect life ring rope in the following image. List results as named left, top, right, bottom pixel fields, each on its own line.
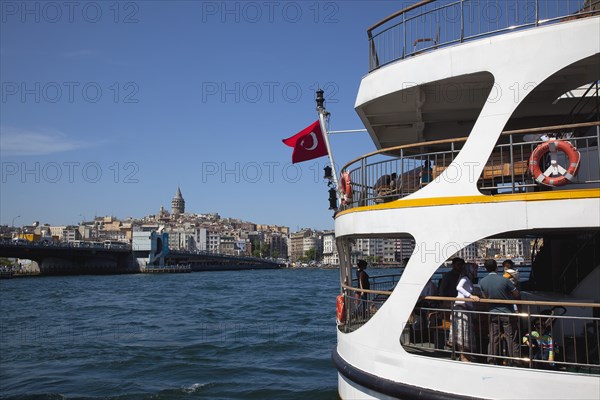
left=528, top=139, right=580, bottom=187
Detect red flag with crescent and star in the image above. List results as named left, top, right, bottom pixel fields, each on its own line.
left=282, top=120, right=328, bottom=163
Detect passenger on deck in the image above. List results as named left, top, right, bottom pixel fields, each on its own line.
left=439, top=258, right=464, bottom=298
left=503, top=259, right=521, bottom=313
left=438, top=258, right=464, bottom=347
left=480, top=259, right=521, bottom=365
left=356, top=260, right=370, bottom=318
left=374, top=173, right=398, bottom=200
left=502, top=259, right=520, bottom=289
left=454, top=263, right=480, bottom=362
left=417, top=278, right=438, bottom=309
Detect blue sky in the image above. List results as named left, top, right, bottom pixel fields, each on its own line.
left=0, top=1, right=404, bottom=231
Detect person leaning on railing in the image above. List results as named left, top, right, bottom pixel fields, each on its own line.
left=454, top=263, right=481, bottom=362
left=479, top=259, right=521, bottom=365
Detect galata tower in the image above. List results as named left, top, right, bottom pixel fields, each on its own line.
left=171, top=187, right=185, bottom=215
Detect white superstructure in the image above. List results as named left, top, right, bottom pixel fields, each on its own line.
left=332, top=1, right=600, bottom=399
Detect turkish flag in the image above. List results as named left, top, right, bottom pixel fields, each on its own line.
left=282, top=120, right=328, bottom=163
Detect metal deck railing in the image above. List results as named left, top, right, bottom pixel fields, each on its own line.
left=339, top=122, right=600, bottom=210
left=406, top=297, right=600, bottom=373
left=338, top=286, right=600, bottom=373
left=368, top=0, right=600, bottom=71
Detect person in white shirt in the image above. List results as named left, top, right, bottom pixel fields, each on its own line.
left=454, top=263, right=480, bottom=362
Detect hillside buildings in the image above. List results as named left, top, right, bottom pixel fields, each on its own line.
left=3, top=187, right=533, bottom=265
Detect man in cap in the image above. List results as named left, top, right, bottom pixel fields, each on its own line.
left=480, top=259, right=521, bottom=364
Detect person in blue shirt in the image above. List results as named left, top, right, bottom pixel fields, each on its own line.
left=479, top=259, right=521, bottom=365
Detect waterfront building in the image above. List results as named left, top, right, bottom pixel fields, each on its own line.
left=247, top=231, right=265, bottom=253
left=395, top=238, right=416, bottom=263
left=194, top=227, right=208, bottom=252
left=453, top=242, right=479, bottom=263
left=492, top=238, right=531, bottom=260
left=349, top=238, right=401, bottom=265
left=207, top=231, right=220, bottom=253
left=354, top=238, right=381, bottom=263
left=475, top=238, right=532, bottom=261
left=78, top=216, right=130, bottom=243
left=322, top=230, right=339, bottom=266
left=289, top=229, right=309, bottom=260
left=167, top=228, right=185, bottom=250
left=303, top=235, right=321, bottom=258
left=267, top=232, right=288, bottom=259
left=62, top=226, right=81, bottom=243
left=289, top=228, right=323, bottom=261
left=220, top=236, right=235, bottom=255
left=49, top=226, right=66, bottom=239
left=132, top=231, right=152, bottom=251
left=165, top=223, right=200, bottom=251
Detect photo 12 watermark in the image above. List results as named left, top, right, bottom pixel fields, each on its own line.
left=200, top=81, right=339, bottom=104
left=1, top=81, right=140, bottom=104
left=199, top=160, right=335, bottom=184
left=199, top=1, right=339, bottom=24
left=399, top=81, right=539, bottom=106
left=1, top=1, right=140, bottom=24
left=2, top=161, right=140, bottom=184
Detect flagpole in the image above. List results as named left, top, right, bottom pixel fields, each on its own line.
left=328, top=129, right=368, bottom=134
left=316, top=89, right=340, bottom=208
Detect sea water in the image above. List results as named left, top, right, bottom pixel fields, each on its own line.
left=0, top=269, right=344, bottom=399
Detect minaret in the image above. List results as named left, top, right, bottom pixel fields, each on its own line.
left=171, top=187, right=185, bottom=215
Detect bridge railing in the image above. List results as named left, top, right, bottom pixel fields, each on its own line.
left=168, top=249, right=282, bottom=263
left=0, top=239, right=131, bottom=250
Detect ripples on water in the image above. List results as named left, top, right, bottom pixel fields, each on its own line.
left=0, top=269, right=342, bottom=399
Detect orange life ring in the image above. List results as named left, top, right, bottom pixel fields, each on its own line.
left=340, top=171, right=353, bottom=205
left=528, top=139, right=580, bottom=187
left=336, top=294, right=346, bottom=324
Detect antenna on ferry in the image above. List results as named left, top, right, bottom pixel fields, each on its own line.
left=316, top=89, right=340, bottom=210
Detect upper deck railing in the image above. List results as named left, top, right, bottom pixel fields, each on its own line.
left=339, top=122, right=600, bottom=210
left=368, top=0, right=600, bottom=71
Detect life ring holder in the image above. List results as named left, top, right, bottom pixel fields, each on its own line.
left=528, top=139, right=580, bottom=187
left=340, top=171, right=353, bottom=205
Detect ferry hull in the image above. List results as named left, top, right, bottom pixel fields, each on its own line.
left=334, top=349, right=475, bottom=400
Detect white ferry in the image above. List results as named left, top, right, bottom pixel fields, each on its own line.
left=330, top=1, right=599, bottom=399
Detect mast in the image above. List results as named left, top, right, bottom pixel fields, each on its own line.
left=316, top=89, right=340, bottom=208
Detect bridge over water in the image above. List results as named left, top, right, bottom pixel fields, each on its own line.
left=0, top=241, right=282, bottom=276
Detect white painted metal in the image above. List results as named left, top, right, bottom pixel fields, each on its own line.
left=336, top=15, right=600, bottom=400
